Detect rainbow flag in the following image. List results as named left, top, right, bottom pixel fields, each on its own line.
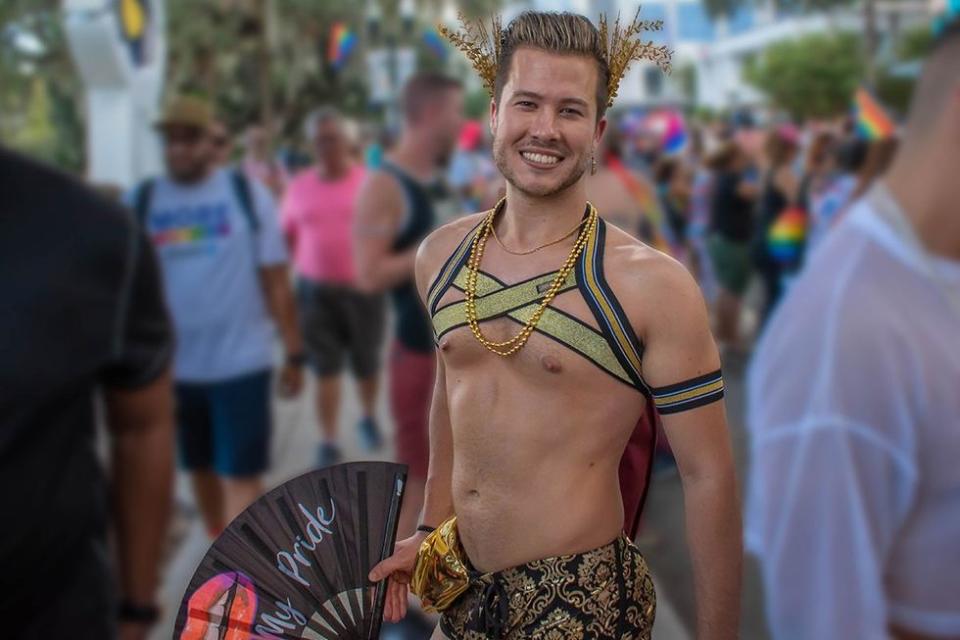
left=642, top=110, right=687, bottom=154
left=328, top=22, right=357, bottom=71
left=767, top=207, right=806, bottom=263
left=854, top=87, right=896, bottom=141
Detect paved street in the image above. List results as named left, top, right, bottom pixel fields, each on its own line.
left=152, top=350, right=768, bottom=639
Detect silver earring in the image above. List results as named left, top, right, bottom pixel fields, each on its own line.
left=591, top=154, right=597, bottom=175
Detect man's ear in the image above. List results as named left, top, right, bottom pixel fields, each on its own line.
left=489, top=99, right=499, bottom=137
left=595, top=116, right=608, bottom=148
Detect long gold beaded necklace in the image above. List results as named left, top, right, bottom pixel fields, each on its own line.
left=464, top=199, right=598, bottom=356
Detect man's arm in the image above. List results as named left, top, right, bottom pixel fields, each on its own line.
left=278, top=183, right=299, bottom=253
left=368, top=226, right=459, bottom=622
left=353, top=172, right=417, bottom=293
left=414, top=230, right=456, bottom=528
left=104, top=370, right=175, bottom=638
left=260, top=265, right=304, bottom=396
left=250, top=179, right=304, bottom=396
left=640, top=260, right=742, bottom=640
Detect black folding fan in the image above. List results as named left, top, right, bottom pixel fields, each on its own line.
left=174, top=461, right=407, bottom=639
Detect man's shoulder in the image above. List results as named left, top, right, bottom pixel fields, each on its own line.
left=599, top=223, right=707, bottom=347
left=3, top=148, right=133, bottom=235
left=419, top=212, right=486, bottom=265
left=355, top=166, right=404, bottom=203
left=603, top=223, right=697, bottom=305
left=414, top=212, right=487, bottom=296
left=749, top=208, right=918, bottom=419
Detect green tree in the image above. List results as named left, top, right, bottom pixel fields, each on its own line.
left=1, top=0, right=84, bottom=170
left=897, top=23, right=935, bottom=60
left=2, top=0, right=508, bottom=170
left=700, top=0, right=881, bottom=85
left=744, top=31, right=864, bottom=120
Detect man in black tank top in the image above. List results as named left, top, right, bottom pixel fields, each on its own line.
left=354, top=72, right=465, bottom=544
left=368, top=12, right=742, bottom=640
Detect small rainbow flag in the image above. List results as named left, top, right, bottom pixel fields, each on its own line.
left=767, top=207, right=807, bottom=263
left=642, top=110, right=687, bottom=154
left=423, top=28, right=447, bottom=60
left=328, top=22, right=357, bottom=71
left=854, top=87, right=896, bottom=141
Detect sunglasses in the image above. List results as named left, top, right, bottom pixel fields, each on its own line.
left=163, top=128, right=206, bottom=146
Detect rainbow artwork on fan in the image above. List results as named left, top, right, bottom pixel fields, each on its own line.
left=174, top=462, right=407, bottom=640
left=180, top=572, right=260, bottom=639
left=767, top=208, right=806, bottom=262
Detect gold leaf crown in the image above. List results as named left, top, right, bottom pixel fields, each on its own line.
left=437, top=8, right=672, bottom=109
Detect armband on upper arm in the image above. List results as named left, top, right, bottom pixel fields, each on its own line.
left=651, top=369, right=724, bottom=415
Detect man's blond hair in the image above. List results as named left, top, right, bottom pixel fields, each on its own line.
left=493, top=12, right=610, bottom=121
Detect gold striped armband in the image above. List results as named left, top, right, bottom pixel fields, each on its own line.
left=651, top=369, right=724, bottom=415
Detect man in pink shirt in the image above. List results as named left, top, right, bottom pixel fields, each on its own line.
left=281, top=107, right=386, bottom=466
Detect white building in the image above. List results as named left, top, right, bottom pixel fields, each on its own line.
left=523, top=0, right=931, bottom=111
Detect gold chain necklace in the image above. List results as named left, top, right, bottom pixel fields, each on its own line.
left=491, top=215, right=587, bottom=256
left=465, top=199, right=598, bottom=356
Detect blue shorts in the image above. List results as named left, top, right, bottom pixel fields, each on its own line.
left=175, top=369, right=272, bottom=477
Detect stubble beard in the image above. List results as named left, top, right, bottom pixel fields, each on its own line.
left=493, top=137, right=589, bottom=199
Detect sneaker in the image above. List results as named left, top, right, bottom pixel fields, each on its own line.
left=357, top=416, right=383, bottom=451
left=316, top=442, right=342, bottom=469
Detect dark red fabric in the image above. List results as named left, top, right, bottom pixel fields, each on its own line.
left=389, top=341, right=436, bottom=479
left=619, top=397, right=659, bottom=539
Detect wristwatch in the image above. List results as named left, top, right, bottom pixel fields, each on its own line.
left=286, top=352, right=308, bottom=367
left=118, top=600, right=160, bottom=625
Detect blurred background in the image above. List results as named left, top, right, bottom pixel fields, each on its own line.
left=2, top=0, right=956, bottom=639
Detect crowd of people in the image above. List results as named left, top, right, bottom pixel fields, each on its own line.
left=2, top=10, right=958, bottom=640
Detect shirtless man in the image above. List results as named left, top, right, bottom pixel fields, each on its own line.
left=588, top=128, right=663, bottom=245
left=370, top=12, right=741, bottom=639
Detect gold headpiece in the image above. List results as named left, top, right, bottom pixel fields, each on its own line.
left=437, top=8, right=671, bottom=108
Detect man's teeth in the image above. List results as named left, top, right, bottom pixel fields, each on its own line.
left=522, top=152, right=560, bottom=165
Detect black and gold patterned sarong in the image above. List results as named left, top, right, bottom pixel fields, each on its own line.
left=413, top=518, right=656, bottom=639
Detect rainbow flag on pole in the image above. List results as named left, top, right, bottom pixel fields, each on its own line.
left=854, top=87, right=896, bottom=141
left=328, top=22, right=357, bottom=71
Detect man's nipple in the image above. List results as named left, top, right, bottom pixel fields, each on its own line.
left=540, top=354, right=562, bottom=374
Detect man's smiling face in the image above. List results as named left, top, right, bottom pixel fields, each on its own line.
left=491, top=47, right=606, bottom=198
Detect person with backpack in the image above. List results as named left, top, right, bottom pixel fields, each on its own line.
left=131, top=95, right=304, bottom=538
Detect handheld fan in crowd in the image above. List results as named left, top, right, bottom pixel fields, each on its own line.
left=174, top=462, right=407, bottom=640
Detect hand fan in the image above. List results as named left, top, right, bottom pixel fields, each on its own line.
left=174, top=461, right=407, bottom=639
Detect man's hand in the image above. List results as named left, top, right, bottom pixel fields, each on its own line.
left=259, top=266, right=305, bottom=381
left=277, top=362, right=304, bottom=398
left=368, top=532, right=430, bottom=623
